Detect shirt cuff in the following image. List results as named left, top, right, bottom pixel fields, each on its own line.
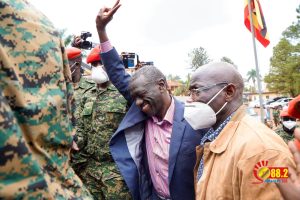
left=100, top=40, right=113, bottom=53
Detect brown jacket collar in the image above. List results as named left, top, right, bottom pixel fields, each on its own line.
left=209, top=105, right=247, bottom=154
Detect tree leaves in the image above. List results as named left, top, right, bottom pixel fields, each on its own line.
left=264, top=4, right=300, bottom=97
left=188, top=46, right=211, bottom=70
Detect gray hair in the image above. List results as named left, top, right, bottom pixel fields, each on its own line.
left=130, top=65, right=167, bottom=87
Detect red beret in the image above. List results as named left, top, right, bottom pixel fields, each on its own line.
left=86, top=45, right=101, bottom=64
left=288, top=95, right=300, bottom=119
left=280, top=109, right=290, bottom=117
left=66, top=47, right=81, bottom=60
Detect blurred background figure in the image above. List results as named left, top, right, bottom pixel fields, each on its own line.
left=275, top=106, right=297, bottom=143
left=277, top=95, right=300, bottom=200
left=0, top=0, right=91, bottom=199
left=272, top=106, right=280, bottom=127
left=66, top=47, right=83, bottom=84
left=71, top=45, right=131, bottom=199
left=66, top=47, right=90, bottom=122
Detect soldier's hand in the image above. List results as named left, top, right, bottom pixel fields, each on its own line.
left=96, top=0, right=121, bottom=32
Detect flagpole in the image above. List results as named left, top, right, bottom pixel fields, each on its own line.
left=247, top=0, right=265, bottom=123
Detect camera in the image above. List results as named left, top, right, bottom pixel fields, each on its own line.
left=80, top=31, right=93, bottom=50
left=121, top=52, right=136, bottom=68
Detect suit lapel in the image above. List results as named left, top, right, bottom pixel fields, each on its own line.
left=168, top=99, right=186, bottom=184
left=114, top=103, right=148, bottom=137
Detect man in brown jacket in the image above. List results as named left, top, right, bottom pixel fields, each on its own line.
left=188, top=62, right=295, bottom=199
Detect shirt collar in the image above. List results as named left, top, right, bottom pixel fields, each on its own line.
left=200, top=113, right=234, bottom=145
left=152, top=97, right=175, bottom=125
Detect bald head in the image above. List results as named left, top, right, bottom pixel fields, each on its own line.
left=191, top=62, right=244, bottom=100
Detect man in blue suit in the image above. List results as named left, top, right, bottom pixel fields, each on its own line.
left=95, top=1, right=203, bottom=199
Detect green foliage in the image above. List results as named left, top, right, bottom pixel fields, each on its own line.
left=188, top=47, right=211, bottom=70
left=264, top=4, right=300, bottom=97
left=282, top=4, right=300, bottom=41
left=171, top=73, right=191, bottom=96
left=221, top=56, right=235, bottom=65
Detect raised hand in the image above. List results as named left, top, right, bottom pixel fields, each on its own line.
left=96, top=0, right=121, bottom=32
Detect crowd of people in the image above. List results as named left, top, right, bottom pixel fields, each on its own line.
left=1, top=0, right=300, bottom=200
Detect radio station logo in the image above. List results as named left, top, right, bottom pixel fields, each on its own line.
left=252, top=160, right=288, bottom=184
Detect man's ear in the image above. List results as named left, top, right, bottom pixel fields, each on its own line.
left=158, top=79, right=167, bottom=92
left=224, top=84, right=236, bottom=101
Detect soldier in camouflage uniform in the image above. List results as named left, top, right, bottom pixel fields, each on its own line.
left=66, top=47, right=93, bottom=121
left=0, top=0, right=92, bottom=199
left=275, top=108, right=297, bottom=143
left=71, top=45, right=131, bottom=200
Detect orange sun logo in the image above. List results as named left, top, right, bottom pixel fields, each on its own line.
left=253, top=160, right=270, bottom=184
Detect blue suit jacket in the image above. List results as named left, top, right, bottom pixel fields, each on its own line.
left=102, top=48, right=203, bottom=200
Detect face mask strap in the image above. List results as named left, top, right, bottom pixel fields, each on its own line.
left=216, top=102, right=228, bottom=115
left=207, top=84, right=228, bottom=105
left=70, top=62, right=79, bottom=75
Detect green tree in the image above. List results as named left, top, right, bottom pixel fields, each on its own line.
left=188, top=47, right=211, bottom=70
left=282, top=4, right=300, bottom=40
left=220, top=56, right=235, bottom=65
left=264, top=5, right=300, bottom=97
left=173, top=73, right=191, bottom=96
left=247, top=69, right=257, bottom=92
left=220, top=56, right=238, bottom=69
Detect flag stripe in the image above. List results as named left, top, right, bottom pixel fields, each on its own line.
left=244, top=0, right=270, bottom=47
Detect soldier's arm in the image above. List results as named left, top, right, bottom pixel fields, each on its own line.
left=0, top=92, right=47, bottom=198
left=61, top=38, right=77, bottom=127
left=75, top=95, right=89, bottom=149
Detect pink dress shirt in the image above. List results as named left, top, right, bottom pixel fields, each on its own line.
left=145, top=98, right=175, bottom=198
left=101, top=41, right=174, bottom=198
left=100, top=40, right=113, bottom=53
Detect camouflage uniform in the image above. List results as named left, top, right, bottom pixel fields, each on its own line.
left=73, top=77, right=95, bottom=121
left=275, top=125, right=294, bottom=143
left=0, top=0, right=92, bottom=199
left=71, top=82, right=131, bottom=200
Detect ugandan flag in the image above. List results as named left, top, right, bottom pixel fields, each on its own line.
left=244, top=0, right=270, bottom=47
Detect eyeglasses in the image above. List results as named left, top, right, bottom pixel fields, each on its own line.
left=189, top=82, right=228, bottom=96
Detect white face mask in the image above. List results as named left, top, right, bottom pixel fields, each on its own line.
left=91, top=67, right=109, bottom=84
left=184, top=85, right=228, bottom=130
left=282, top=120, right=297, bottom=130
